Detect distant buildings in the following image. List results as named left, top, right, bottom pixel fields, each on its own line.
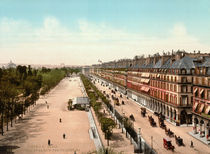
left=6, top=60, right=16, bottom=68
left=91, top=50, right=210, bottom=143
left=82, top=66, right=91, bottom=75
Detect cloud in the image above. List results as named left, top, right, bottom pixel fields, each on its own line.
left=0, top=17, right=209, bottom=65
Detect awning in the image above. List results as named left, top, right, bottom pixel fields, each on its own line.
left=141, top=87, right=145, bottom=91
left=193, top=102, right=198, bottom=111
left=193, top=88, right=198, bottom=93
left=198, top=103, right=205, bottom=113
left=140, top=78, right=145, bottom=83
left=141, top=73, right=150, bottom=77
left=144, top=79, right=150, bottom=83
left=205, top=105, right=210, bottom=114
left=144, top=87, right=150, bottom=92
left=141, top=86, right=149, bottom=92
left=200, top=89, right=204, bottom=95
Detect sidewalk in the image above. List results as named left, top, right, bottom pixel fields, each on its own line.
left=87, top=109, right=104, bottom=150
left=188, top=132, right=210, bottom=145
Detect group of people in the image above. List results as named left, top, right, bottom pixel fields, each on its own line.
left=47, top=118, right=67, bottom=146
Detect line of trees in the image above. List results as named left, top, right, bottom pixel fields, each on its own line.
left=80, top=74, right=116, bottom=146
left=0, top=66, right=80, bottom=135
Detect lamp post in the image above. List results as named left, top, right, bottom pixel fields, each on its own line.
left=151, top=136, right=153, bottom=150
left=122, top=112, right=125, bottom=133
left=138, top=128, right=142, bottom=153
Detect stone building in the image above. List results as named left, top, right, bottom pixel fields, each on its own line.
left=91, top=51, right=210, bottom=128
left=192, top=57, right=210, bottom=142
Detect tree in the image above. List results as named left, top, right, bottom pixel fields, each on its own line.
left=100, top=117, right=116, bottom=146
left=0, top=81, right=18, bottom=133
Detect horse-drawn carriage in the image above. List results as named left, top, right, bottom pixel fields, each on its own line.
left=175, top=135, right=184, bottom=146
left=141, top=107, right=146, bottom=117
left=163, top=138, right=175, bottom=151
left=165, top=128, right=174, bottom=137
left=158, top=116, right=166, bottom=129
left=129, top=114, right=135, bottom=121
left=148, top=115, right=156, bottom=127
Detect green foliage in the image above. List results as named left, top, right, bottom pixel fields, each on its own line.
left=100, top=117, right=116, bottom=139
left=39, top=69, right=65, bottom=95
left=80, top=74, right=116, bottom=142
left=0, top=66, right=80, bottom=135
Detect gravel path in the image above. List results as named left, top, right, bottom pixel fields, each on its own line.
left=0, top=77, right=95, bottom=154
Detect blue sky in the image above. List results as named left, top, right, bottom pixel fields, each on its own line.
left=0, top=0, right=210, bottom=65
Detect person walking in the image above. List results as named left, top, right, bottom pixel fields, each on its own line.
left=48, top=139, right=51, bottom=146
left=63, top=133, right=66, bottom=139
left=190, top=140, right=194, bottom=147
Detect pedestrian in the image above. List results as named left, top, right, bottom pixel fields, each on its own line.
left=59, top=118, right=62, bottom=123
left=45, top=101, right=47, bottom=104
left=47, top=105, right=49, bottom=109
left=190, top=140, right=193, bottom=147
left=48, top=139, right=50, bottom=146
left=63, top=133, right=66, bottom=139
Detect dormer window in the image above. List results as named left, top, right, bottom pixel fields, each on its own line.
left=200, top=68, right=203, bottom=74
left=181, top=69, right=186, bottom=74
left=191, top=69, right=195, bottom=74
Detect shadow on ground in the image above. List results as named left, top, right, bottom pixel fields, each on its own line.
left=0, top=103, right=50, bottom=152
left=0, top=145, right=19, bottom=154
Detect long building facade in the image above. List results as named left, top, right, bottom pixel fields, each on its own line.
left=91, top=51, right=210, bottom=142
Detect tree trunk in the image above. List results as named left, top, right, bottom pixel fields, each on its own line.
left=10, top=118, right=13, bottom=127
left=6, top=116, right=8, bottom=131
left=1, top=114, right=4, bottom=135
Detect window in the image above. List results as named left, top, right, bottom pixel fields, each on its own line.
left=182, top=69, right=186, bottom=74
left=174, top=85, right=177, bottom=92
left=181, top=96, right=188, bottom=105
left=175, top=77, right=177, bottom=82
left=182, top=77, right=187, bottom=83
left=200, top=89, right=205, bottom=99
left=181, top=86, right=187, bottom=93
left=170, top=84, right=173, bottom=91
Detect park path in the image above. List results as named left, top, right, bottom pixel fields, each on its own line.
left=0, top=77, right=95, bottom=154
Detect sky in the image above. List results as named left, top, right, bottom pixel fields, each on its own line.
left=0, top=0, right=210, bottom=65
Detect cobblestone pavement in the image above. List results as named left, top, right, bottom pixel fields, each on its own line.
left=0, top=77, right=95, bottom=154
left=94, top=81, right=210, bottom=154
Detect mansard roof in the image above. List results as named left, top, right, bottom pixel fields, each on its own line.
left=171, top=56, right=195, bottom=70
left=201, top=57, right=210, bottom=67
left=153, top=59, right=162, bottom=68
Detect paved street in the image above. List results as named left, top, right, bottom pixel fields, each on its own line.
left=94, top=79, right=210, bottom=154
left=0, top=77, right=95, bottom=154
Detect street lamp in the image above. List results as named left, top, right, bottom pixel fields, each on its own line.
left=122, top=112, right=125, bottom=133
left=138, top=128, right=142, bottom=152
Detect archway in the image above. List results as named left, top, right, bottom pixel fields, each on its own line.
left=174, top=109, right=177, bottom=121
left=180, top=110, right=187, bottom=124
left=200, top=120, right=204, bottom=137
left=170, top=108, right=173, bottom=120
left=193, top=117, right=199, bottom=134
left=167, top=106, right=169, bottom=118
